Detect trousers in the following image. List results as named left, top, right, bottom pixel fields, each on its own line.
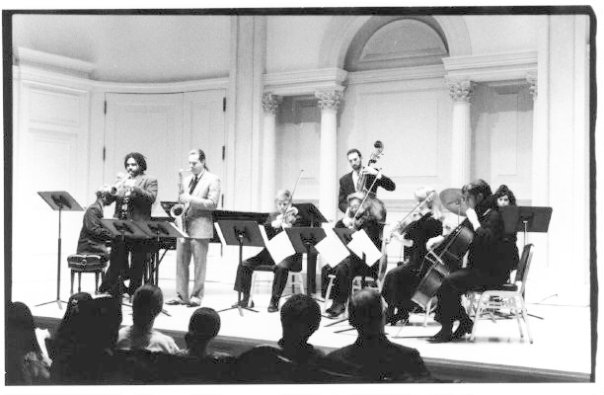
left=175, top=238, right=209, bottom=302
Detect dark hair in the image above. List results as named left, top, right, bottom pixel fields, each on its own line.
left=346, top=148, right=362, bottom=158
left=132, top=284, right=164, bottom=321
left=348, top=289, right=383, bottom=332
left=280, top=294, right=321, bottom=334
left=7, top=302, right=41, bottom=355
left=494, top=184, right=517, bottom=206
left=188, top=307, right=221, bottom=339
left=123, top=152, right=147, bottom=172
left=462, top=179, right=494, bottom=211
left=189, top=148, right=209, bottom=170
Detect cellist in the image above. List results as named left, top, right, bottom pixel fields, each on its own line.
left=430, top=179, right=511, bottom=343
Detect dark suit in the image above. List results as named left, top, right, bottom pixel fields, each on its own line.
left=338, top=171, right=396, bottom=213
left=100, top=173, right=158, bottom=296
left=326, top=333, right=433, bottom=382
left=233, top=212, right=303, bottom=301
left=76, top=200, right=113, bottom=260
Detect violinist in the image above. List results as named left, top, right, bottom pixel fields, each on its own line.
left=430, top=179, right=510, bottom=343
left=338, top=148, right=396, bottom=213
left=381, top=187, right=445, bottom=326
left=232, top=189, right=303, bottom=313
left=326, top=192, right=384, bottom=318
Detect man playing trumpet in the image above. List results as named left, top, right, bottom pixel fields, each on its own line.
left=99, top=152, right=158, bottom=297
left=166, top=149, right=221, bottom=307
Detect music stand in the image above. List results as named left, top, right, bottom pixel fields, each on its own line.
left=135, top=220, right=186, bottom=286
left=292, top=203, right=328, bottom=294
left=500, top=206, right=553, bottom=320
left=284, top=227, right=327, bottom=299
left=501, top=206, right=553, bottom=248
left=36, top=191, right=84, bottom=309
left=215, top=220, right=265, bottom=315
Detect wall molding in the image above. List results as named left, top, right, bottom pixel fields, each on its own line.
left=263, top=68, right=348, bottom=96
left=16, top=47, right=95, bottom=78
left=14, top=64, right=229, bottom=94
left=443, top=51, right=538, bottom=82
left=347, top=64, right=446, bottom=85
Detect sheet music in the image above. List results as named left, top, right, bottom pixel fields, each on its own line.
left=214, top=222, right=227, bottom=246
left=315, top=228, right=350, bottom=266
left=347, top=229, right=382, bottom=267
left=260, top=226, right=296, bottom=263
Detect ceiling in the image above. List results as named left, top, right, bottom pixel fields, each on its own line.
left=12, top=14, right=232, bottom=83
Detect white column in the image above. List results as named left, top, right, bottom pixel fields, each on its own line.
left=315, top=90, right=343, bottom=222
left=261, top=93, right=282, bottom=211
left=447, top=80, right=473, bottom=187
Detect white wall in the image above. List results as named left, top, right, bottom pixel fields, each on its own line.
left=463, top=15, right=539, bottom=55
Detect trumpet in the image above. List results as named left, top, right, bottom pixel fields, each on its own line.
left=110, top=172, right=131, bottom=196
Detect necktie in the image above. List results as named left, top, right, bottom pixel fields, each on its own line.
left=355, top=172, right=363, bottom=192
left=189, top=175, right=199, bottom=194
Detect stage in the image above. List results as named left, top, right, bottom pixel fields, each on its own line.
left=15, top=246, right=592, bottom=383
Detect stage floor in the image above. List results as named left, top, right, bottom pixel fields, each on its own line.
left=14, top=248, right=592, bottom=382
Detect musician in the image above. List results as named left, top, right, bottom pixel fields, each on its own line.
left=430, top=179, right=510, bottom=343
left=167, top=149, right=221, bottom=307
left=99, top=152, right=158, bottom=297
left=381, top=187, right=444, bottom=325
left=325, top=192, right=384, bottom=318
left=232, top=190, right=303, bottom=313
left=338, top=148, right=396, bottom=213
left=494, top=184, right=520, bottom=272
left=75, top=186, right=116, bottom=261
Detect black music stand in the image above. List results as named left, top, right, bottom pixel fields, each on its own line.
left=215, top=220, right=265, bottom=315
left=501, top=206, right=553, bottom=248
left=284, top=227, right=327, bottom=299
left=292, top=203, right=328, bottom=294
left=135, top=220, right=186, bottom=286
left=36, top=191, right=84, bottom=309
left=500, top=206, right=553, bottom=319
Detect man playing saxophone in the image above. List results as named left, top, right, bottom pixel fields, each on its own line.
left=166, top=149, right=221, bottom=307
left=99, top=152, right=158, bottom=297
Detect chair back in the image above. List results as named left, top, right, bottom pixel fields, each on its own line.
left=515, top=244, right=534, bottom=294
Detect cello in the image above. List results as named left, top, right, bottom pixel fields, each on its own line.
left=411, top=212, right=474, bottom=309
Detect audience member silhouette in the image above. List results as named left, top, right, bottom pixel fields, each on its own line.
left=326, top=289, right=434, bottom=382
left=116, top=284, right=179, bottom=353
left=47, top=292, right=93, bottom=361
left=277, top=294, right=324, bottom=364
left=182, top=307, right=221, bottom=358
left=50, top=296, right=123, bottom=384
left=6, top=301, right=51, bottom=385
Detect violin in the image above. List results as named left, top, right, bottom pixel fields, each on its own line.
left=274, top=206, right=299, bottom=228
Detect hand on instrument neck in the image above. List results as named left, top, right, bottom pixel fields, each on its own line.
left=465, top=208, right=481, bottom=230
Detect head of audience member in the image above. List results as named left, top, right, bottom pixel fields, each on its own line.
left=348, top=289, right=385, bottom=338
left=185, top=307, right=221, bottom=358
left=188, top=148, right=209, bottom=174
left=280, top=294, right=322, bottom=347
left=6, top=302, right=48, bottom=384
left=494, top=184, right=517, bottom=208
left=132, top=284, right=164, bottom=331
left=461, top=179, right=494, bottom=214
left=123, top=152, right=147, bottom=177
left=49, top=292, right=93, bottom=358
left=346, top=148, right=363, bottom=172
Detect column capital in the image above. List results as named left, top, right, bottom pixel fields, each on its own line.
left=526, top=73, right=538, bottom=99
left=262, top=93, right=283, bottom=114
left=446, top=79, right=474, bottom=102
left=315, top=90, right=344, bottom=111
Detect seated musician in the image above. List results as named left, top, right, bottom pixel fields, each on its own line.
left=76, top=186, right=116, bottom=261
left=494, top=184, right=520, bottom=272
left=381, top=187, right=445, bottom=326
left=232, top=189, right=304, bottom=313
left=430, top=179, right=513, bottom=343
left=325, top=192, right=385, bottom=318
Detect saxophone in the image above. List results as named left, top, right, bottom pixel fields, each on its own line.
left=170, top=169, right=187, bottom=229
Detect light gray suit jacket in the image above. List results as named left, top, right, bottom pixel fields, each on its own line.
left=182, top=170, right=221, bottom=239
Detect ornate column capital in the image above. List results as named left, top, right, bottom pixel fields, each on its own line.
left=446, top=79, right=474, bottom=102
left=315, top=90, right=344, bottom=111
left=526, top=73, right=538, bottom=99
left=262, top=93, right=283, bottom=114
